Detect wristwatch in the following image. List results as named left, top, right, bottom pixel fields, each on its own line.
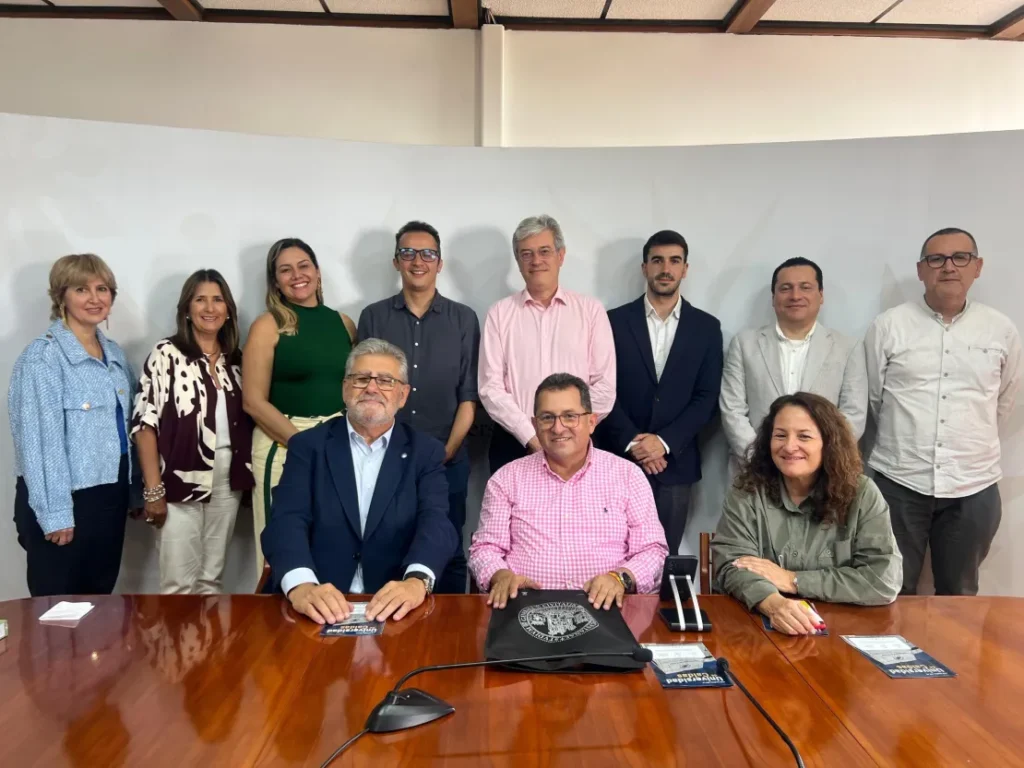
left=616, top=570, right=636, bottom=594
left=405, top=570, right=434, bottom=595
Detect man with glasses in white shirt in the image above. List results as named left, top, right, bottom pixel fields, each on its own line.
left=866, top=227, right=1021, bottom=596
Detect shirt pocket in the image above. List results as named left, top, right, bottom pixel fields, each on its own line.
left=967, top=344, right=1003, bottom=395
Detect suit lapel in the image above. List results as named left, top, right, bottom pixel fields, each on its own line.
left=363, top=425, right=409, bottom=542
left=659, top=299, right=696, bottom=386
left=800, top=327, right=834, bottom=391
left=757, top=327, right=786, bottom=396
left=627, top=297, right=658, bottom=383
left=325, top=421, right=363, bottom=539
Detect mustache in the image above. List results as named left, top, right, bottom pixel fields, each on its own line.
left=355, top=394, right=387, bottom=405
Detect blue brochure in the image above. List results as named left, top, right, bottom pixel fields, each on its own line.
left=841, top=635, right=956, bottom=679
left=642, top=643, right=732, bottom=689
left=319, top=603, right=385, bottom=637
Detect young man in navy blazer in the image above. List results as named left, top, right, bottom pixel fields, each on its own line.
left=598, top=230, right=723, bottom=555
left=262, top=338, right=457, bottom=624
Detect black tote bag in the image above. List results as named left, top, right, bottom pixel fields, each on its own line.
left=483, top=590, right=646, bottom=672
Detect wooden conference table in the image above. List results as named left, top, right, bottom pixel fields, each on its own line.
left=0, top=594, right=1020, bottom=767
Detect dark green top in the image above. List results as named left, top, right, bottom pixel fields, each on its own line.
left=269, top=304, right=352, bottom=418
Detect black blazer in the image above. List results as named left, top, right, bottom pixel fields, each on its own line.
left=261, top=418, right=458, bottom=594
left=597, top=296, right=723, bottom=486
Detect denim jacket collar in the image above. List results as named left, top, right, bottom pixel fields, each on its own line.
left=47, top=319, right=123, bottom=368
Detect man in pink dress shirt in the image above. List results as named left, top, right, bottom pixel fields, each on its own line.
left=479, top=214, right=616, bottom=473
left=469, top=374, right=669, bottom=610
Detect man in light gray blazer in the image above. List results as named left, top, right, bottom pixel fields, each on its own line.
left=720, top=257, right=868, bottom=459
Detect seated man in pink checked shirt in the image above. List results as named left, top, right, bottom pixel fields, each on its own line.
left=478, top=214, right=616, bottom=474
left=469, top=373, right=669, bottom=610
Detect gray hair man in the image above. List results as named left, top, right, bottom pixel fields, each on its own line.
left=478, top=214, right=617, bottom=473
left=261, top=338, right=458, bottom=625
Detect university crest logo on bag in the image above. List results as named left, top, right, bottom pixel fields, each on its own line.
left=518, top=601, right=599, bottom=643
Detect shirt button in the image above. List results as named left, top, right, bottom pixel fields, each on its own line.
left=412, top=410, right=416, bottom=414
left=940, top=419, right=945, bottom=424
left=82, top=403, right=91, bottom=410
left=413, top=364, right=418, bottom=369
left=937, top=442, right=943, bottom=447
left=944, top=373, right=949, bottom=378
left=118, top=389, right=125, bottom=395
left=414, top=342, right=419, bottom=347
left=413, top=387, right=417, bottom=392
left=942, top=395, right=947, bottom=400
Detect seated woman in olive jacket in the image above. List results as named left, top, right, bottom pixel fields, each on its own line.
left=712, top=392, right=902, bottom=635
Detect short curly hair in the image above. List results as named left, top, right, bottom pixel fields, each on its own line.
left=735, top=392, right=861, bottom=526
left=48, top=253, right=118, bottom=321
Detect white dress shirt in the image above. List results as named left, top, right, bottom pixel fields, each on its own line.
left=624, top=295, right=680, bottom=456
left=866, top=299, right=1022, bottom=498
left=646, top=294, right=681, bottom=381
left=776, top=321, right=817, bottom=394
left=280, top=418, right=433, bottom=596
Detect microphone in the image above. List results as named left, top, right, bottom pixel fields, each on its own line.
left=716, top=658, right=806, bottom=768
left=320, top=647, right=654, bottom=767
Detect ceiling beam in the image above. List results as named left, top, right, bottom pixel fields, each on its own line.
left=991, top=4, right=1024, bottom=39
left=726, top=0, right=777, bottom=34
left=158, top=0, right=202, bottom=22
left=450, top=0, right=480, bottom=29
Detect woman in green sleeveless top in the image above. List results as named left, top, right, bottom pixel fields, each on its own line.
left=242, top=238, right=355, bottom=579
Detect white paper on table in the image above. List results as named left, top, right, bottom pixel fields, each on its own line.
left=38, top=601, right=94, bottom=623
left=642, top=643, right=711, bottom=675
left=333, top=602, right=371, bottom=626
left=842, top=635, right=913, bottom=653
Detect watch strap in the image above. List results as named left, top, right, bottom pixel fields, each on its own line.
left=406, top=570, right=434, bottom=594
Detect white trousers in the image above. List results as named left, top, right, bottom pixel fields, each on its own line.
left=158, top=447, right=241, bottom=595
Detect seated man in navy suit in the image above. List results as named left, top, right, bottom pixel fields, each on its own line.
left=598, top=230, right=723, bottom=555
left=262, top=338, right=457, bottom=625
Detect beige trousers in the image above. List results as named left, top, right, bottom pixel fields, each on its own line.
left=251, top=413, right=341, bottom=578
left=159, top=447, right=241, bottom=595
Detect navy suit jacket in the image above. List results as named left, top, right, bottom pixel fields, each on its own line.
left=597, top=296, right=723, bottom=486
left=261, top=418, right=458, bottom=594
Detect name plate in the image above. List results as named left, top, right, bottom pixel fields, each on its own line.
left=842, top=635, right=956, bottom=679
left=319, top=603, right=384, bottom=637
left=642, top=643, right=732, bottom=689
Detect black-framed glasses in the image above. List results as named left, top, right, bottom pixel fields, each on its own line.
left=536, top=411, right=591, bottom=430
left=920, top=252, right=976, bottom=269
left=396, top=248, right=440, bottom=263
left=345, top=374, right=404, bottom=391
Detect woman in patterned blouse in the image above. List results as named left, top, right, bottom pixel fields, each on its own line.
left=132, top=269, right=254, bottom=594
left=8, top=253, right=137, bottom=596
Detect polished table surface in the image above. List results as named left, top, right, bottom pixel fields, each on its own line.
left=0, top=594, right=1016, bottom=767
left=763, top=596, right=1024, bottom=768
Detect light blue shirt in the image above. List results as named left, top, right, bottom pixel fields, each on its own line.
left=8, top=320, right=136, bottom=534
left=280, top=417, right=434, bottom=596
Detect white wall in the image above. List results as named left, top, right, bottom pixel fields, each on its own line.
left=0, top=19, right=479, bottom=146
left=2, top=19, right=1024, bottom=148
left=502, top=31, right=1024, bottom=147
left=1, top=113, right=1022, bottom=603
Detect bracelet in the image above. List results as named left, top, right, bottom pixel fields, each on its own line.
left=608, top=571, right=626, bottom=590
left=142, top=483, right=166, bottom=503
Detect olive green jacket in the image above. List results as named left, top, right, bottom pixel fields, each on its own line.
left=712, top=475, right=902, bottom=610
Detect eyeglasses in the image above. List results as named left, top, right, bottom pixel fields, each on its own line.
left=396, top=248, right=440, bottom=263
left=536, top=412, right=591, bottom=430
left=920, top=252, right=976, bottom=269
left=345, top=374, right=404, bottom=391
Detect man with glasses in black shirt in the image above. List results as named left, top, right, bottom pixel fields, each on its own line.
left=358, top=221, right=481, bottom=593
